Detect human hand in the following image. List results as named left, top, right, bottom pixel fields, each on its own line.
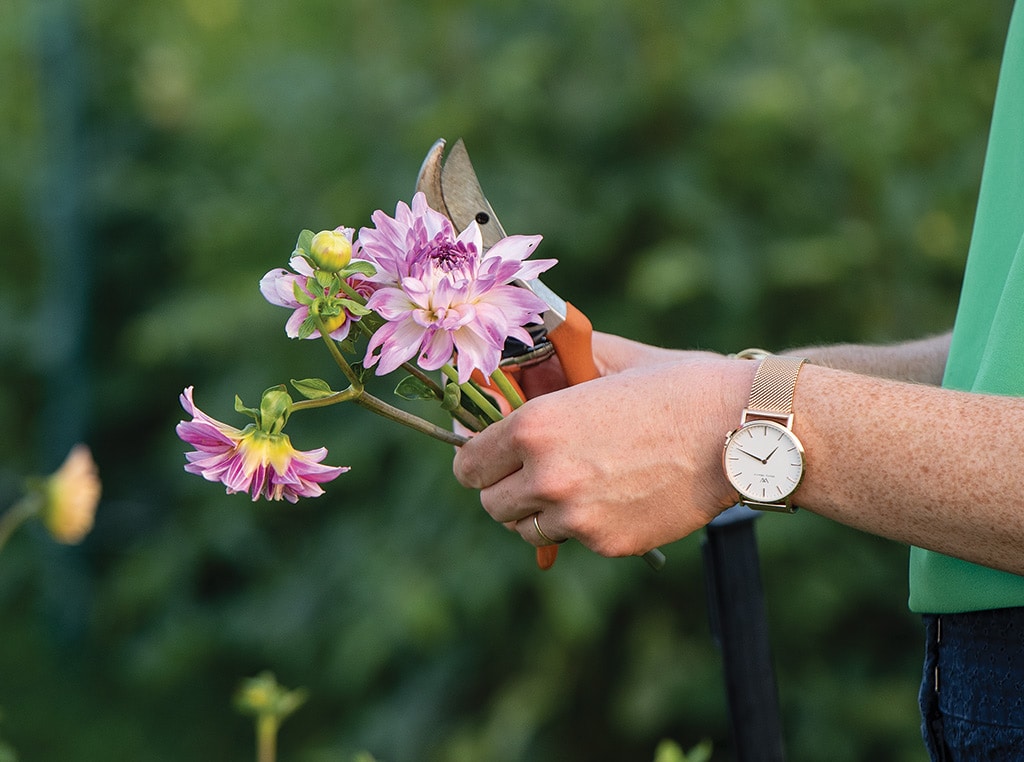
left=517, top=331, right=715, bottom=398
left=453, top=357, right=754, bottom=557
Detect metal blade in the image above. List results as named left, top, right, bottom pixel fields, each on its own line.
left=415, top=138, right=450, bottom=217
left=439, top=138, right=507, bottom=248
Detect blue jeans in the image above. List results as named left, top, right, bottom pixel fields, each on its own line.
left=920, top=608, right=1024, bottom=760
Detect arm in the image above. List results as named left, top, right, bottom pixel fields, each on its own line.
left=454, top=344, right=1024, bottom=576
left=790, top=332, right=951, bottom=385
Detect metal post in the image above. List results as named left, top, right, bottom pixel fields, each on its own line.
left=702, top=505, right=786, bottom=762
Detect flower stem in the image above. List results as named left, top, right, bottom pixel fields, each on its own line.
left=353, top=391, right=468, bottom=446
left=313, top=313, right=362, bottom=389
left=401, top=362, right=485, bottom=433
left=288, top=388, right=361, bottom=412
left=442, top=366, right=503, bottom=424
left=0, top=496, right=41, bottom=555
left=338, top=279, right=368, bottom=305
left=489, top=370, right=525, bottom=409
left=256, top=716, right=278, bottom=762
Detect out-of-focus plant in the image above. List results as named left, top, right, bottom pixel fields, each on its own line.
left=652, top=738, right=713, bottom=762
left=235, top=671, right=307, bottom=762
left=0, top=444, right=101, bottom=554
left=0, top=710, right=16, bottom=762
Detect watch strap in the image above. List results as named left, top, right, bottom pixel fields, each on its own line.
left=747, top=354, right=806, bottom=417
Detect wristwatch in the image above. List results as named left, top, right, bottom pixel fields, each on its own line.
left=723, top=352, right=807, bottom=513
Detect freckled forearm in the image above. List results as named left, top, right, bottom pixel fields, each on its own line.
left=790, top=363, right=1024, bottom=575
left=789, top=332, right=951, bottom=385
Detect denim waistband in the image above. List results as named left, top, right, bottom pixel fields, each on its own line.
left=923, top=607, right=1024, bottom=728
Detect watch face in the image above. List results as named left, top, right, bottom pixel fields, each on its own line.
left=723, top=420, right=805, bottom=504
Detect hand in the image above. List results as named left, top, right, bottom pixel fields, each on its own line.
left=517, top=331, right=715, bottom=398
left=453, top=357, right=755, bottom=557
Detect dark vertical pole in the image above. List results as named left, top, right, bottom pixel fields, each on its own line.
left=33, top=0, right=94, bottom=642
left=702, top=506, right=785, bottom=762
left=34, top=0, right=91, bottom=465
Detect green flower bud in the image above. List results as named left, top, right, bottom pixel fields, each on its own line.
left=309, top=229, right=352, bottom=272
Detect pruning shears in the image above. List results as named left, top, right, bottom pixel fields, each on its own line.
left=415, top=138, right=666, bottom=572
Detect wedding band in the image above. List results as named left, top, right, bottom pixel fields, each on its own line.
left=533, top=514, right=565, bottom=545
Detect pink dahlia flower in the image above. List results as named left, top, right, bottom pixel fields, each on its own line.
left=177, top=387, right=348, bottom=502
left=358, top=193, right=556, bottom=383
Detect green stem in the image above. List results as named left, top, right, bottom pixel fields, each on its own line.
left=288, top=388, right=361, bottom=413
left=0, top=496, right=41, bottom=555
left=401, top=362, right=485, bottom=433
left=442, top=366, right=503, bottom=424
left=489, top=369, right=525, bottom=410
left=313, top=312, right=362, bottom=389
left=353, top=392, right=468, bottom=446
left=256, top=716, right=278, bottom=762
left=337, top=278, right=368, bottom=305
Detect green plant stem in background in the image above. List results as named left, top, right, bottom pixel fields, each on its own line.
left=0, top=496, right=40, bottom=554
left=256, top=716, right=277, bottom=762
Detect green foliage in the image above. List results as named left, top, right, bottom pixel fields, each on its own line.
left=0, top=0, right=1015, bottom=760
left=654, top=739, right=714, bottom=762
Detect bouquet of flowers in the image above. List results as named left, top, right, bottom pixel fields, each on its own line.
left=176, top=192, right=555, bottom=506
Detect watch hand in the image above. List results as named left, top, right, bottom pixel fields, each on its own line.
left=762, top=446, right=779, bottom=464
left=737, top=447, right=764, bottom=462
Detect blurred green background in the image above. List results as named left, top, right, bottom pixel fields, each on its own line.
left=0, top=0, right=1015, bottom=759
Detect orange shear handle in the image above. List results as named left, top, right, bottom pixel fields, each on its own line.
left=532, top=302, right=599, bottom=570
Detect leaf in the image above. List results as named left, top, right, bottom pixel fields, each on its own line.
left=394, top=375, right=437, bottom=401
left=292, top=279, right=313, bottom=306
left=342, top=259, right=377, bottom=277
left=291, top=378, right=338, bottom=400
left=337, top=298, right=372, bottom=316
left=234, top=395, right=260, bottom=421
left=294, top=229, right=314, bottom=257
left=314, top=269, right=336, bottom=290
left=297, top=315, right=317, bottom=340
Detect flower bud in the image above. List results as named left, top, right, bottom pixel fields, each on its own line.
left=309, top=229, right=352, bottom=272
left=42, top=445, right=101, bottom=544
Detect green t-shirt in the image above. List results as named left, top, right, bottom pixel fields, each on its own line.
left=908, top=2, right=1024, bottom=614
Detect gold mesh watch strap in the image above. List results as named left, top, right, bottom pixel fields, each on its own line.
left=747, top=355, right=806, bottom=415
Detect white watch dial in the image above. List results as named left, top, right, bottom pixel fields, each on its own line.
left=723, top=420, right=805, bottom=504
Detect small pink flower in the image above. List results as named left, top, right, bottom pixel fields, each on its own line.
left=177, top=387, right=348, bottom=503
left=260, top=227, right=373, bottom=341
left=358, top=193, right=556, bottom=383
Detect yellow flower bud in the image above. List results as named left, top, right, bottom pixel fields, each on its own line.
left=309, top=229, right=352, bottom=272
left=43, top=444, right=101, bottom=544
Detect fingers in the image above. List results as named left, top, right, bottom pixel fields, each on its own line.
left=452, top=417, right=523, bottom=492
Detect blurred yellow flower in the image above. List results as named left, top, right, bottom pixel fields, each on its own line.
left=41, top=444, right=101, bottom=544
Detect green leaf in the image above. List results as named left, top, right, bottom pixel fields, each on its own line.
left=297, top=315, right=317, bottom=340
left=234, top=395, right=260, bottom=421
left=337, top=298, right=372, bottom=316
left=394, top=375, right=437, bottom=401
left=294, top=229, right=314, bottom=257
left=342, top=259, right=377, bottom=277
left=292, top=279, right=313, bottom=306
left=291, top=377, right=338, bottom=400
left=314, top=269, right=336, bottom=290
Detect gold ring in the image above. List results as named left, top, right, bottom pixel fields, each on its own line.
left=533, top=514, right=565, bottom=545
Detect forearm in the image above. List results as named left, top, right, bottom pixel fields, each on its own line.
left=788, top=332, right=951, bottom=385
left=791, top=362, right=1024, bottom=575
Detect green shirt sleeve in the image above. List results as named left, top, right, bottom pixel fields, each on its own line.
left=909, top=1, right=1024, bottom=613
